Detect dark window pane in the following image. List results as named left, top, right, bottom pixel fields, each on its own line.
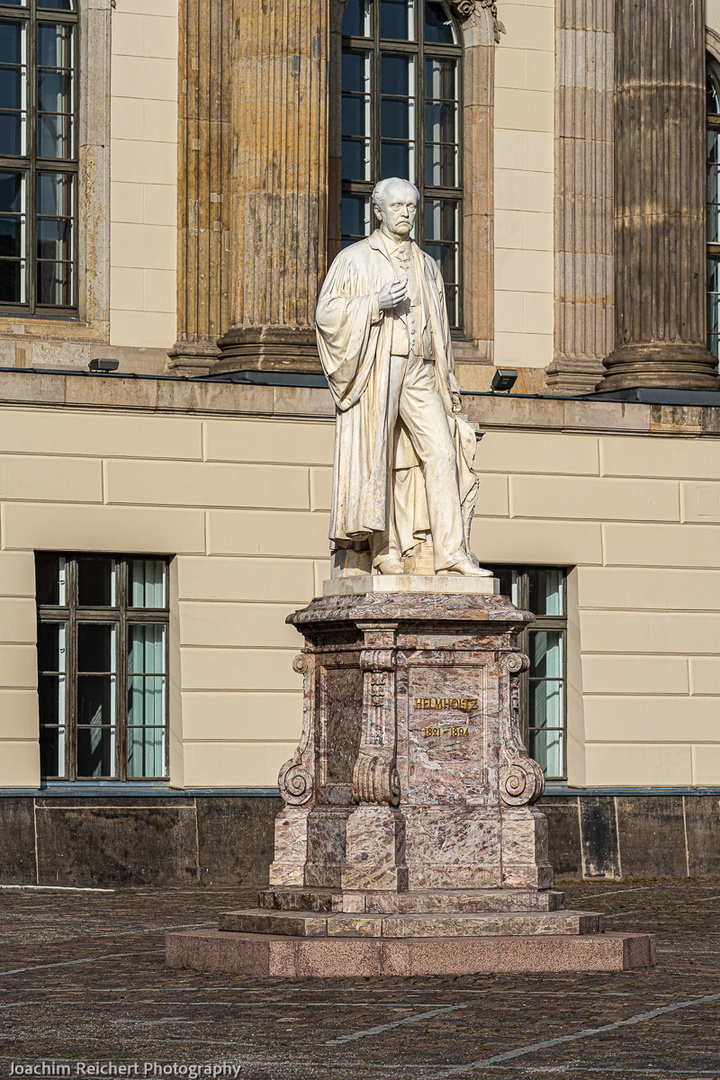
left=381, top=53, right=411, bottom=96
left=0, top=66, right=23, bottom=110
left=342, top=194, right=370, bottom=239
left=0, top=218, right=21, bottom=259
left=37, top=217, right=71, bottom=261
left=342, top=94, right=368, bottom=138
left=35, top=553, right=66, bottom=605
left=77, top=675, right=113, bottom=725
left=528, top=569, right=565, bottom=616
left=342, top=137, right=370, bottom=181
left=425, top=0, right=455, bottom=43
left=37, top=111, right=73, bottom=158
left=709, top=72, right=720, bottom=114
left=76, top=724, right=113, bottom=778
left=0, top=258, right=23, bottom=302
left=380, top=0, right=413, bottom=40
left=381, top=97, right=411, bottom=138
left=0, top=171, right=23, bottom=214
left=39, top=673, right=65, bottom=725
left=0, top=112, right=22, bottom=156
left=38, top=622, right=66, bottom=672
left=38, top=23, right=73, bottom=69
left=38, top=69, right=71, bottom=113
left=342, top=50, right=370, bottom=94
left=37, top=172, right=72, bottom=216
left=38, top=0, right=75, bottom=10
left=381, top=140, right=411, bottom=178
left=37, top=258, right=71, bottom=304
left=40, top=725, right=65, bottom=778
left=0, top=22, right=23, bottom=66
left=77, top=623, right=115, bottom=673
left=342, top=0, right=370, bottom=37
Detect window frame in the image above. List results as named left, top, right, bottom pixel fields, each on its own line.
left=707, top=54, right=720, bottom=363
left=341, top=0, right=463, bottom=328
left=0, top=0, right=79, bottom=317
left=488, top=565, right=568, bottom=782
left=36, top=553, right=170, bottom=783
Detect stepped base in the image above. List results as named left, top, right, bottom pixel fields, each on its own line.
left=218, top=908, right=605, bottom=937
left=258, top=887, right=566, bottom=914
left=166, top=929, right=656, bottom=976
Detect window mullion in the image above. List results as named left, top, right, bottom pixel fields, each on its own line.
left=67, top=556, right=77, bottom=781
left=118, top=560, right=127, bottom=781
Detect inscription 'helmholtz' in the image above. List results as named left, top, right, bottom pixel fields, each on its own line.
left=414, top=697, right=478, bottom=710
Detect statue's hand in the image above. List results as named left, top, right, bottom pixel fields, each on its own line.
left=377, top=278, right=409, bottom=311
left=451, top=391, right=462, bottom=413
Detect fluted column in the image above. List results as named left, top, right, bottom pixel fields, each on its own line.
left=544, top=0, right=613, bottom=395
left=215, top=0, right=330, bottom=372
left=167, top=0, right=231, bottom=375
left=600, top=0, right=719, bottom=391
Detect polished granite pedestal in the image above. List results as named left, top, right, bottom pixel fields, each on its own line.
left=167, top=582, right=655, bottom=975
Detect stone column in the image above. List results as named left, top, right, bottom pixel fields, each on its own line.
left=167, top=0, right=232, bottom=375
left=215, top=0, right=330, bottom=373
left=544, top=0, right=613, bottom=395
left=600, top=0, right=719, bottom=391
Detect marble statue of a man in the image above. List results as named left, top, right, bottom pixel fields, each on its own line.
left=316, top=177, right=491, bottom=578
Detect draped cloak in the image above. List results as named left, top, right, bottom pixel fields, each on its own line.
left=315, top=230, right=479, bottom=552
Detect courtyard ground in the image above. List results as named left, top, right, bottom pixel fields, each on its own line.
left=0, top=879, right=718, bottom=1079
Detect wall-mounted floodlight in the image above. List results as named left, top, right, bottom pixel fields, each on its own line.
left=490, top=368, right=518, bottom=393
left=88, top=358, right=120, bottom=372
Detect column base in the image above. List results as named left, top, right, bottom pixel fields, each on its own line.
left=166, top=339, right=221, bottom=377
left=544, top=355, right=606, bottom=396
left=600, top=343, right=720, bottom=392
left=215, top=326, right=322, bottom=374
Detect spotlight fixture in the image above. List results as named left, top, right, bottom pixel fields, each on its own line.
left=490, top=368, right=518, bottom=393
left=88, top=358, right=120, bottom=372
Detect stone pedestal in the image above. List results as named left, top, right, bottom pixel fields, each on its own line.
left=167, top=588, right=655, bottom=975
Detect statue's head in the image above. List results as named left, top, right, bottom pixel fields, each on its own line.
left=372, top=177, right=419, bottom=240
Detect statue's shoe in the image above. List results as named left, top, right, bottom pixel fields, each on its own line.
left=376, top=558, right=405, bottom=575
left=438, top=558, right=494, bottom=578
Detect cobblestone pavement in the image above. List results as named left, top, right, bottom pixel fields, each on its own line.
left=0, top=879, right=719, bottom=1080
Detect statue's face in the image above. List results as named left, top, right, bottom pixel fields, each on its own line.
left=374, top=181, right=418, bottom=239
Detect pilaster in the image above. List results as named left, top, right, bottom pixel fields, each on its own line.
left=545, top=0, right=613, bottom=395
left=167, top=0, right=231, bottom=376
left=599, top=0, right=719, bottom=391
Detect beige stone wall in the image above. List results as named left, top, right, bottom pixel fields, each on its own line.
left=493, top=0, right=555, bottom=370
left=110, top=0, right=179, bottom=352
left=0, top=387, right=719, bottom=791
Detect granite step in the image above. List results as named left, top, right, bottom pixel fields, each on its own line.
left=219, top=908, right=605, bottom=938
left=257, top=888, right=566, bottom=914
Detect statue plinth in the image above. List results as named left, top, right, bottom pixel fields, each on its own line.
left=167, top=586, right=655, bottom=975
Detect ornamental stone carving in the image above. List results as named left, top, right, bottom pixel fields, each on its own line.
left=499, top=652, right=545, bottom=807
left=449, top=0, right=505, bottom=41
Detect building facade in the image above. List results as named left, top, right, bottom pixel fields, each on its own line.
left=0, top=0, right=719, bottom=885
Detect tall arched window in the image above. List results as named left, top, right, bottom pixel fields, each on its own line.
left=341, top=0, right=462, bottom=327
left=707, top=58, right=720, bottom=361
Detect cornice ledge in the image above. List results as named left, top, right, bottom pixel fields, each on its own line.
left=449, top=0, right=505, bottom=43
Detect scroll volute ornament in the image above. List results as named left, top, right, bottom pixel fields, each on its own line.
left=499, top=652, right=545, bottom=806
left=449, top=0, right=505, bottom=42
left=277, top=654, right=315, bottom=806
left=353, top=646, right=401, bottom=806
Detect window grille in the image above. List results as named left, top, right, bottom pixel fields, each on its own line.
left=341, top=0, right=462, bottom=327
left=488, top=566, right=568, bottom=782
left=35, top=554, right=169, bottom=781
left=0, top=0, right=78, bottom=315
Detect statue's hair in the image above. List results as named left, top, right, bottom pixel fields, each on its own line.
left=371, top=177, right=419, bottom=207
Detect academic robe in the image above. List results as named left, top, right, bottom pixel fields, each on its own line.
left=315, top=229, right=479, bottom=553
